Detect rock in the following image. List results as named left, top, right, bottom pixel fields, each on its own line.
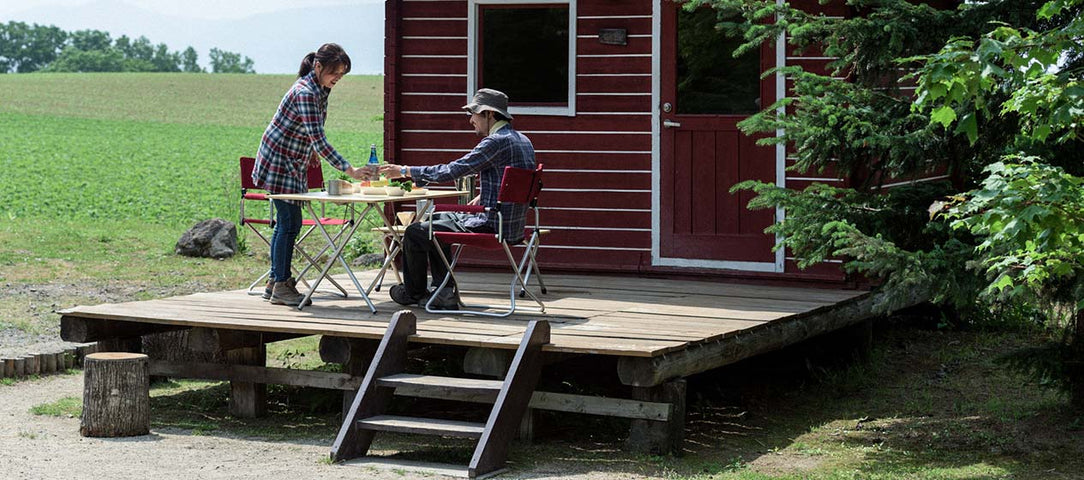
left=176, top=219, right=238, bottom=259
left=351, top=253, right=384, bottom=267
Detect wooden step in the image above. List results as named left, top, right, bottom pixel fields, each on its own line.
left=357, top=415, right=485, bottom=439
left=377, top=373, right=503, bottom=398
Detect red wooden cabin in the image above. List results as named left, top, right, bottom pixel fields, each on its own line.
left=382, top=0, right=947, bottom=284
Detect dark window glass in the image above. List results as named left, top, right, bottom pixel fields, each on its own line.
left=481, top=6, right=569, bottom=105
left=677, top=8, right=760, bottom=115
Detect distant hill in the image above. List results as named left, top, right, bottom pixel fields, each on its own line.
left=4, top=0, right=385, bottom=74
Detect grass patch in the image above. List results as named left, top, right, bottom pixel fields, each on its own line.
left=30, top=396, right=82, bottom=417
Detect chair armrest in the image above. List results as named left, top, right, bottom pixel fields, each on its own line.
left=433, top=204, right=486, bottom=214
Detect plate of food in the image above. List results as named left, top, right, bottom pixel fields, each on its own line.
left=360, top=187, right=385, bottom=196
left=405, top=188, right=428, bottom=195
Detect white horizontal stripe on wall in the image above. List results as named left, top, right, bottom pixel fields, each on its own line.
left=545, top=188, right=649, bottom=193
left=538, top=245, right=651, bottom=252
left=400, top=148, right=651, bottom=155
left=786, top=257, right=844, bottom=264
left=545, top=169, right=649, bottom=173
left=578, top=15, right=651, bottom=20
left=880, top=174, right=951, bottom=189
left=536, top=149, right=650, bottom=154
left=577, top=34, right=652, bottom=39
left=785, top=177, right=844, bottom=182
left=402, top=129, right=650, bottom=135
left=401, top=93, right=467, bottom=96
left=577, top=92, right=652, bottom=96
left=401, top=111, right=469, bottom=115
left=578, top=54, right=651, bottom=58
left=540, top=206, right=650, bottom=212
left=402, top=55, right=468, bottom=59
left=402, top=74, right=467, bottom=77
left=540, top=225, right=651, bottom=232
left=575, top=112, right=652, bottom=116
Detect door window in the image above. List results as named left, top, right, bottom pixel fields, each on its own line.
left=676, top=8, right=760, bottom=115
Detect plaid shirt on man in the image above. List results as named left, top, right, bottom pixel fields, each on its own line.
left=406, top=123, right=536, bottom=243
left=252, top=72, right=351, bottom=201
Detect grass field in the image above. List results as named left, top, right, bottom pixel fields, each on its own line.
left=0, top=72, right=383, bottom=226
left=3, top=73, right=1083, bottom=479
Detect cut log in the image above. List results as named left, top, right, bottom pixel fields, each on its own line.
left=14, top=358, right=25, bottom=378
left=625, top=379, right=685, bottom=455
left=43, top=352, right=58, bottom=374
left=80, top=352, right=150, bottom=437
left=2, top=358, right=14, bottom=378
left=24, top=354, right=40, bottom=376
left=63, top=349, right=76, bottom=370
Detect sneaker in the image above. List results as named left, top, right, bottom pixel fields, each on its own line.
left=270, top=281, right=311, bottom=306
left=389, top=284, right=424, bottom=306
left=263, top=277, right=297, bottom=300
left=427, top=286, right=462, bottom=310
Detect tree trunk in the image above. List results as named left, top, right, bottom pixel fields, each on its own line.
left=81, top=352, right=151, bottom=437
left=1072, top=311, right=1084, bottom=411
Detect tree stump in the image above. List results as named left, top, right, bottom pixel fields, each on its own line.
left=80, top=352, right=151, bottom=437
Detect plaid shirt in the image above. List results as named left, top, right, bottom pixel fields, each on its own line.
left=407, top=123, right=536, bottom=242
left=252, top=72, right=351, bottom=200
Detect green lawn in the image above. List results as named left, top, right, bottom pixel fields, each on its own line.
left=4, top=72, right=1082, bottom=480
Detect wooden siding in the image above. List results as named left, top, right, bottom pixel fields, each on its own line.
left=388, top=0, right=953, bottom=284
left=391, top=0, right=657, bottom=273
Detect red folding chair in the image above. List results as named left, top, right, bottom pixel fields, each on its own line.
left=424, top=164, right=547, bottom=317
left=239, top=156, right=351, bottom=297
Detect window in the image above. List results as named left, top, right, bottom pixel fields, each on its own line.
left=676, top=8, right=760, bottom=115
left=469, top=0, right=576, bottom=116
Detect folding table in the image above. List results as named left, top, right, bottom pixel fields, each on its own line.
left=268, top=189, right=468, bottom=313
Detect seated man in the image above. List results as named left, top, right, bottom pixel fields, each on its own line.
left=379, top=88, right=536, bottom=309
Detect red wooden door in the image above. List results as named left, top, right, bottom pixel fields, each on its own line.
left=660, top=4, right=776, bottom=264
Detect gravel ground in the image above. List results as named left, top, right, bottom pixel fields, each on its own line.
left=0, top=373, right=657, bottom=479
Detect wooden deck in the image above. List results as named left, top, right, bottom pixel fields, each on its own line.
left=61, top=270, right=866, bottom=359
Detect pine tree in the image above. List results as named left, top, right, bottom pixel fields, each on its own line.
left=694, top=0, right=1084, bottom=407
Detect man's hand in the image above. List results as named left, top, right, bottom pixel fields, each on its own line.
left=346, top=165, right=376, bottom=180
left=379, top=164, right=406, bottom=178
left=467, top=194, right=481, bottom=206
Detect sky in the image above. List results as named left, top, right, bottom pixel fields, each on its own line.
left=1, top=0, right=362, bottom=21
left=1, top=0, right=386, bottom=74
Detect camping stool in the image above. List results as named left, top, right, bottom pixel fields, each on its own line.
left=80, top=352, right=151, bottom=438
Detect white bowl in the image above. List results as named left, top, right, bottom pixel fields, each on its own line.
left=384, top=186, right=406, bottom=197
left=405, top=188, right=428, bottom=196
left=360, top=187, right=385, bottom=196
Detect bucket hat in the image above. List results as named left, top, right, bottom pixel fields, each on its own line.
left=462, top=88, right=512, bottom=120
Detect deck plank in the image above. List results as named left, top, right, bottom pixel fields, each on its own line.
left=60, top=270, right=865, bottom=358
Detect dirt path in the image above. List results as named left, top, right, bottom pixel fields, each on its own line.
left=0, top=374, right=647, bottom=480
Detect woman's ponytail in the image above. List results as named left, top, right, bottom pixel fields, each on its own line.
left=297, top=52, right=316, bottom=78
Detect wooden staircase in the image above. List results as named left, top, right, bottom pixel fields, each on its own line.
left=330, top=310, right=550, bottom=478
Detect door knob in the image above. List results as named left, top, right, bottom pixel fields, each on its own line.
left=663, top=120, right=682, bottom=128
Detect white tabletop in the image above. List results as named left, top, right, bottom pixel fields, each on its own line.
left=269, top=189, right=468, bottom=204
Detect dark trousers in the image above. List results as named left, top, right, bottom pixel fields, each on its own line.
left=270, top=199, right=302, bottom=283
left=401, top=212, right=492, bottom=298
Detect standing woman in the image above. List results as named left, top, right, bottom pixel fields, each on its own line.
left=252, top=43, right=372, bottom=306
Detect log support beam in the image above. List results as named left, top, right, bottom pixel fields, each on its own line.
left=625, top=379, right=685, bottom=455
left=319, top=336, right=379, bottom=418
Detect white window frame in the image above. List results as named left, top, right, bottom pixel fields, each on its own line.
left=467, top=0, right=577, bottom=117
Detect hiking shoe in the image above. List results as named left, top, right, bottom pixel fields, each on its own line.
left=270, top=281, right=311, bottom=306
left=426, top=286, right=462, bottom=310
left=389, top=284, right=424, bottom=306
left=263, top=277, right=297, bottom=300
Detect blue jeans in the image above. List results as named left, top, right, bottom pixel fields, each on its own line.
left=270, top=199, right=303, bottom=283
